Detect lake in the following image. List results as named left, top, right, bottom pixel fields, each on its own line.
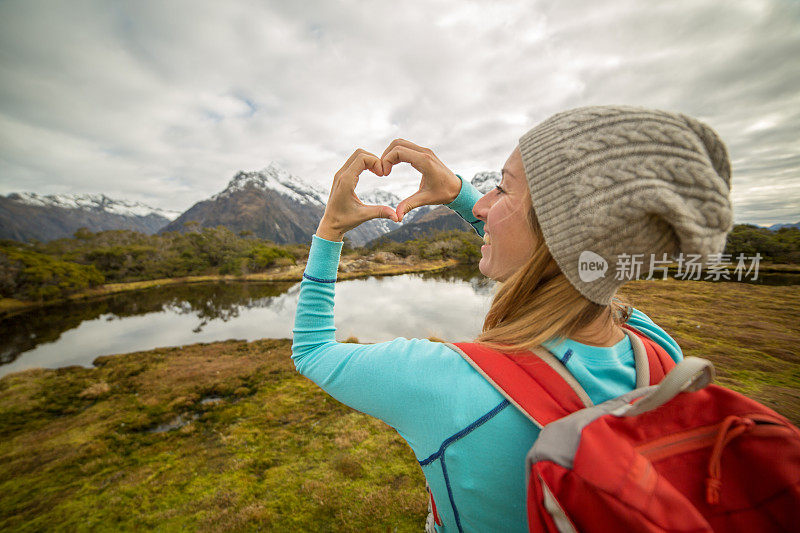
left=1, top=266, right=797, bottom=378
left=0, top=267, right=495, bottom=378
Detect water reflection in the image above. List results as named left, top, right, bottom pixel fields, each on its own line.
left=0, top=282, right=296, bottom=375
left=416, top=264, right=497, bottom=296
left=333, top=270, right=493, bottom=343
left=0, top=268, right=495, bottom=377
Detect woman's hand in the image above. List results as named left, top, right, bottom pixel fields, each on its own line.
left=316, top=149, right=399, bottom=242
left=380, top=139, right=462, bottom=222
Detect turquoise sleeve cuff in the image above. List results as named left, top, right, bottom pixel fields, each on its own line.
left=305, top=234, right=343, bottom=282
left=445, top=174, right=485, bottom=236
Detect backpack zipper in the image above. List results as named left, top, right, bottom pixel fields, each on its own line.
left=635, top=413, right=788, bottom=463
left=634, top=413, right=791, bottom=504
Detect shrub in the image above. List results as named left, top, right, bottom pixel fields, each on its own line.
left=724, top=225, right=800, bottom=263
left=247, top=244, right=294, bottom=272
left=24, top=227, right=303, bottom=283
left=0, top=244, right=104, bottom=301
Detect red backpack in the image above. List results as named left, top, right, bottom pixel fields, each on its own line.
left=450, top=324, right=800, bottom=532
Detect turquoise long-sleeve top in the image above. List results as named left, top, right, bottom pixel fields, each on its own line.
left=291, top=177, right=683, bottom=532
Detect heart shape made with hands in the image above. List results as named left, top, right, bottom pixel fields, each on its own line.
left=360, top=139, right=462, bottom=223
left=319, top=140, right=462, bottom=241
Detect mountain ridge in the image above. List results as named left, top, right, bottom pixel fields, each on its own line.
left=3, top=166, right=794, bottom=243
left=6, top=192, right=179, bottom=221
left=159, top=162, right=398, bottom=245
left=0, top=193, right=178, bottom=242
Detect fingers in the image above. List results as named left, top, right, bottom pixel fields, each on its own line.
left=380, top=138, right=431, bottom=159
left=335, top=149, right=363, bottom=177
left=381, top=139, right=433, bottom=175
left=350, top=150, right=383, bottom=178
left=382, top=144, right=433, bottom=176
left=335, top=149, right=384, bottom=183
left=337, top=141, right=432, bottom=180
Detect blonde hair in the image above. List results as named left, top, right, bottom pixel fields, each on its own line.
left=476, top=204, right=632, bottom=353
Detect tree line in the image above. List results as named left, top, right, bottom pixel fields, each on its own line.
left=0, top=226, right=300, bottom=301
left=0, top=225, right=484, bottom=302
left=724, top=224, right=800, bottom=264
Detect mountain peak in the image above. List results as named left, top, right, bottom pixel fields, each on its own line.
left=6, top=192, right=180, bottom=220
left=261, top=161, right=286, bottom=175
left=471, top=171, right=500, bottom=194
left=211, top=161, right=328, bottom=205
left=767, top=221, right=800, bottom=231
left=214, top=162, right=327, bottom=206
left=358, top=188, right=401, bottom=206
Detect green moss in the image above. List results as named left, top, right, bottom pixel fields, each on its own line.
left=0, top=339, right=427, bottom=531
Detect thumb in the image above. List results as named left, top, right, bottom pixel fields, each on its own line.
left=368, top=204, right=400, bottom=223
left=396, top=191, right=429, bottom=222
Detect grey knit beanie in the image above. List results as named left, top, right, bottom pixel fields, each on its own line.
left=518, top=105, right=734, bottom=306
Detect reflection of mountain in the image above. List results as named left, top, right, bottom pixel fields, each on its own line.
left=469, top=277, right=497, bottom=297
left=182, top=283, right=302, bottom=333
left=417, top=264, right=480, bottom=282
left=417, top=264, right=496, bottom=295
left=0, top=282, right=296, bottom=367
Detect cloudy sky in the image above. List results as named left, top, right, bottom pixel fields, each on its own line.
left=1, top=0, right=798, bottom=225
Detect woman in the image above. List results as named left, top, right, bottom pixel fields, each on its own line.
left=292, top=106, right=733, bottom=531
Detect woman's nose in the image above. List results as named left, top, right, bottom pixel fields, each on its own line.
left=472, top=193, right=493, bottom=222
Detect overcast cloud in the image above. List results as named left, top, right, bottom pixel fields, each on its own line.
left=0, top=0, right=798, bottom=225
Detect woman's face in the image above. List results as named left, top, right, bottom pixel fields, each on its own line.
left=472, top=147, right=536, bottom=282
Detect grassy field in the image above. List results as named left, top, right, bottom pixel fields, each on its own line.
left=0, top=339, right=427, bottom=531
left=0, top=276, right=798, bottom=531
left=618, top=277, right=800, bottom=422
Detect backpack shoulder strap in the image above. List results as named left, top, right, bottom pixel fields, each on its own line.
left=447, top=342, right=591, bottom=429
left=449, top=324, right=677, bottom=426
left=621, top=323, right=677, bottom=385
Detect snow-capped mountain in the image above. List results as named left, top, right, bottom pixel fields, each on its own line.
left=212, top=162, right=328, bottom=206
left=9, top=192, right=180, bottom=220
left=358, top=188, right=400, bottom=208
left=161, top=164, right=414, bottom=245
left=404, top=204, right=435, bottom=223
left=471, top=171, right=500, bottom=194
left=0, top=192, right=179, bottom=242
left=161, top=162, right=329, bottom=244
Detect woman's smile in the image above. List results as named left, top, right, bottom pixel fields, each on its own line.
left=472, top=147, right=536, bottom=282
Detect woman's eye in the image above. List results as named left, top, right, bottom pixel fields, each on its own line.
left=494, top=184, right=505, bottom=194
